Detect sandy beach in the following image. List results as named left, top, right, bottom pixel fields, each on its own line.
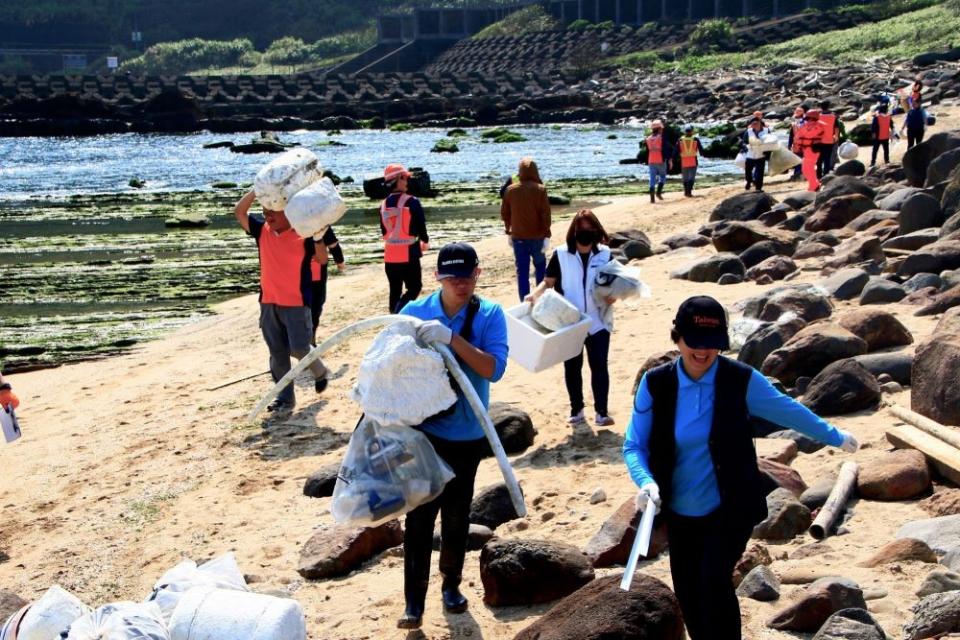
left=2, top=123, right=955, bottom=639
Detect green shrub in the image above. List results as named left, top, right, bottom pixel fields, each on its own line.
left=120, top=37, right=255, bottom=74
left=474, top=5, right=560, bottom=38
left=689, top=19, right=733, bottom=49
left=567, top=19, right=591, bottom=30
left=619, top=50, right=660, bottom=68
left=588, top=20, right=615, bottom=30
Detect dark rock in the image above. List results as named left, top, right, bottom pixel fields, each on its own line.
left=584, top=497, right=668, bottom=567
left=896, top=515, right=960, bottom=554
left=884, top=229, right=941, bottom=252
left=710, top=191, right=777, bottom=222
left=620, top=239, right=653, bottom=261
left=819, top=268, right=870, bottom=300
left=903, top=286, right=942, bottom=306
left=303, top=463, right=339, bottom=498
left=837, top=308, right=913, bottom=351
left=802, top=358, right=880, bottom=416
left=686, top=253, right=746, bottom=283
left=759, top=458, right=807, bottom=497
left=902, top=590, right=960, bottom=640
left=769, top=429, right=825, bottom=454
left=739, top=241, right=779, bottom=268
left=297, top=520, right=403, bottom=579
left=942, top=211, right=960, bottom=239
left=660, top=232, right=710, bottom=249
left=738, top=317, right=806, bottom=370
left=941, top=165, right=960, bottom=220
left=781, top=213, right=807, bottom=231
left=733, top=542, right=772, bottom=587
left=747, top=255, right=797, bottom=282
left=608, top=229, right=651, bottom=249
left=753, top=488, right=812, bottom=540
left=926, top=147, right=960, bottom=187
left=766, top=581, right=867, bottom=632
left=823, top=235, right=885, bottom=270
left=757, top=288, right=833, bottom=322
left=800, top=476, right=836, bottom=510
left=794, top=241, right=834, bottom=259
left=858, top=278, right=907, bottom=304
left=916, top=284, right=960, bottom=316
left=762, top=324, right=868, bottom=386
left=736, top=564, right=780, bottom=601
left=912, top=333, right=960, bottom=425
left=900, top=192, right=944, bottom=235
left=712, top=221, right=797, bottom=254
left=433, top=523, right=494, bottom=552
left=512, top=574, right=685, bottom=640
left=632, top=350, right=680, bottom=396
left=782, top=191, right=815, bottom=210
left=811, top=608, right=886, bottom=640
left=480, top=538, right=595, bottom=606
left=814, top=176, right=876, bottom=208
left=858, top=449, right=930, bottom=500
left=482, top=402, right=537, bottom=457
left=876, top=187, right=923, bottom=211
left=903, top=272, right=943, bottom=292
left=471, top=483, right=522, bottom=530
left=904, top=131, right=960, bottom=187
left=758, top=208, right=788, bottom=226
left=917, top=569, right=960, bottom=597
left=852, top=353, right=913, bottom=385
left=847, top=209, right=898, bottom=232
left=805, top=194, right=877, bottom=232
left=718, top=273, right=744, bottom=285
left=834, top=160, right=866, bottom=177
left=936, top=306, right=960, bottom=334
left=0, top=590, right=28, bottom=627
left=858, top=538, right=938, bottom=567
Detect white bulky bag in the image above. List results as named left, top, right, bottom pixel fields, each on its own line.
left=1, top=404, right=20, bottom=443
left=734, top=151, right=747, bottom=169
left=284, top=177, right=346, bottom=240
left=331, top=417, right=455, bottom=526
left=531, top=289, right=582, bottom=332
left=64, top=602, right=169, bottom=640
left=350, top=322, right=457, bottom=428
left=168, top=587, right=306, bottom=640
left=767, top=146, right=801, bottom=175
left=13, top=585, right=90, bottom=640
left=593, top=261, right=651, bottom=303
left=838, top=140, right=859, bottom=160
left=147, top=553, right=248, bottom=623
left=253, top=148, right=323, bottom=212
left=759, top=133, right=780, bottom=152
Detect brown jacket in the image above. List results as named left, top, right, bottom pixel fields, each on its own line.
left=501, top=159, right=551, bottom=240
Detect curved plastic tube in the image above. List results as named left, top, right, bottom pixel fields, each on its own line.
left=619, top=501, right=656, bottom=591
left=809, top=461, right=858, bottom=540
left=246, top=316, right=527, bottom=518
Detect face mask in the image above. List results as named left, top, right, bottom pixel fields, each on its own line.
left=575, top=229, right=596, bottom=245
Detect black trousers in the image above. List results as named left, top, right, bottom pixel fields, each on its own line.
left=744, top=158, right=765, bottom=190
left=816, top=143, right=835, bottom=178
left=871, top=139, right=890, bottom=165
left=563, top=329, right=610, bottom=416
left=310, top=264, right=328, bottom=336
left=385, top=260, right=422, bottom=314
left=403, top=433, right=484, bottom=606
left=907, top=128, right=925, bottom=150
left=667, top=508, right=754, bottom=640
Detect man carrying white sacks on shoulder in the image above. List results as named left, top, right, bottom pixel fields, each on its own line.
left=396, top=242, right=508, bottom=630
left=623, top=295, right=859, bottom=640
left=234, top=190, right=330, bottom=417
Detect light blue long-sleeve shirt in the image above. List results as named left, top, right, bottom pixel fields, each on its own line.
left=401, top=290, right=508, bottom=441
left=623, top=357, right=844, bottom=517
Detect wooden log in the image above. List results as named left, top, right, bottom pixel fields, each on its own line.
left=890, top=404, right=960, bottom=451
left=809, top=461, right=859, bottom=540
left=886, top=425, right=960, bottom=487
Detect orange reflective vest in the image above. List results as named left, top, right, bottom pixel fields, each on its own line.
left=875, top=114, right=892, bottom=141
left=381, top=193, right=416, bottom=264
left=647, top=135, right=664, bottom=164
left=791, top=120, right=804, bottom=152
left=797, top=121, right=825, bottom=151
left=679, top=137, right=698, bottom=168
left=819, top=113, right=837, bottom=144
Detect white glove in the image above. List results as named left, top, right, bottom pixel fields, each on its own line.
left=635, top=482, right=661, bottom=514
left=416, top=320, right=452, bottom=346
left=838, top=431, right=859, bottom=453
left=542, top=238, right=550, bottom=252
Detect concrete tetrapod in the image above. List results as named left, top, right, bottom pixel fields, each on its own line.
left=246, top=315, right=527, bottom=518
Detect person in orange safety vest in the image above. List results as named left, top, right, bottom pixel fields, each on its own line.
left=870, top=103, right=895, bottom=167
left=673, top=125, right=704, bottom=197
left=786, top=106, right=806, bottom=181
left=644, top=119, right=675, bottom=204
left=796, top=109, right=826, bottom=192
left=381, top=163, right=430, bottom=314
left=816, top=100, right=840, bottom=179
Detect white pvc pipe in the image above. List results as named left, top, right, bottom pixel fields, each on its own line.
left=246, top=315, right=526, bottom=518
left=619, top=502, right=656, bottom=591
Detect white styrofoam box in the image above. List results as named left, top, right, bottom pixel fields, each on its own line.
left=505, top=304, right=592, bottom=373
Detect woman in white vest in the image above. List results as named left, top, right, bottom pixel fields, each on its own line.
left=526, top=210, right=616, bottom=426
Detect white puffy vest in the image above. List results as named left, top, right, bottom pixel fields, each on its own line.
left=556, top=245, right=612, bottom=335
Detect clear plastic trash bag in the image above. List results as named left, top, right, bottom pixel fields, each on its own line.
left=63, top=602, right=169, bottom=640
left=331, top=417, right=455, bottom=527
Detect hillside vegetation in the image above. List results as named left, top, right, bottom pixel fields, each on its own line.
left=472, top=5, right=561, bottom=38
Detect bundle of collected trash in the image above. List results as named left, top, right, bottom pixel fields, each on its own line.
left=253, top=148, right=346, bottom=239
left=1, top=554, right=306, bottom=640
left=593, top=261, right=652, bottom=329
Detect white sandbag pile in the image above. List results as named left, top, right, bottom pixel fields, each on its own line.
left=350, top=321, right=457, bottom=428
left=64, top=602, right=169, bottom=639
left=531, top=290, right=582, bottom=331
left=253, top=148, right=345, bottom=239
left=168, top=588, right=305, bottom=640
left=2, top=585, right=90, bottom=640
left=284, top=177, right=346, bottom=239
left=148, top=553, right=248, bottom=623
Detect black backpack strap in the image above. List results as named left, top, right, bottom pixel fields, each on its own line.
left=459, top=295, right=481, bottom=342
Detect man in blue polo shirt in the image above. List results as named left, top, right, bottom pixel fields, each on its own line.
left=396, top=242, right=508, bottom=630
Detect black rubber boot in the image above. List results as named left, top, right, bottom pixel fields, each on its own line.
left=649, top=188, right=656, bottom=203
left=441, top=575, right=468, bottom=613
left=398, top=577, right=428, bottom=629
left=656, top=183, right=664, bottom=200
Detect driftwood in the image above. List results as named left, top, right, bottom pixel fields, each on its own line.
left=887, top=426, right=960, bottom=487
left=809, top=461, right=859, bottom=540
left=890, top=404, right=960, bottom=451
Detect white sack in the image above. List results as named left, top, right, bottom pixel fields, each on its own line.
left=767, top=146, right=802, bottom=175
left=284, top=177, right=346, bottom=240
left=1, top=404, right=20, bottom=443
left=148, top=553, right=248, bottom=624
left=16, top=585, right=90, bottom=640
left=64, top=602, right=169, bottom=640
left=531, top=290, right=581, bottom=332
left=350, top=322, right=457, bottom=428
left=253, top=148, right=323, bottom=212
left=838, top=141, right=859, bottom=160
left=758, top=133, right=781, bottom=152
left=168, top=587, right=306, bottom=640
left=734, top=151, right=747, bottom=169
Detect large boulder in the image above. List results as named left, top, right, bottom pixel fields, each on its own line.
left=912, top=333, right=960, bottom=425
left=836, top=308, right=913, bottom=351
left=794, top=241, right=835, bottom=259
left=762, top=323, right=868, bottom=385
left=712, top=220, right=797, bottom=254
left=904, top=131, right=960, bottom=186
left=738, top=317, right=807, bottom=369
left=739, top=241, right=779, bottom=268
left=685, top=253, right=746, bottom=283
left=823, top=235, right=885, bottom=270
left=584, top=497, right=667, bottom=567
left=940, top=166, right=960, bottom=220
left=917, top=569, right=960, bottom=597
left=482, top=402, right=537, bottom=457
left=876, top=187, right=923, bottom=211
left=480, top=538, right=595, bottom=606
left=936, top=306, right=960, bottom=334
left=858, top=277, right=907, bottom=305
left=746, top=255, right=798, bottom=282
left=847, top=209, right=898, bottom=232
left=883, top=228, right=941, bottom=252
left=858, top=538, right=938, bottom=567
left=899, top=240, right=960, bottom=277
left=766, top=580, right=867, bottom=632
left=805, top=194, right=877, bottom=232
left=757, top=288, right=833, bottom=322
left=802, top=358, right=880, bottom=416
left=853, top=352, right=913, bottom=385
left=900, top=192, right=944, bottom=235
left=811, top=608, right=887, bottom=640
left=736, top=565, right=781, bottom=601
left=834, top=159, right=866, bottom=177
left=903, top=590, right=960, bottom=640
left=297, top=520, right=403, bottom=579
left=752, top=488, right=812, bottom=540
left=896, top=514, right=960, bottom=554
left=819, top=268, right=871, bottom=300
left=710, top=191, right=777, bottom=222
left=814, top=176, right=876, bottom=208
left=759, top=458, right=808, bottom=497
left=858, top=450, right=931, bottom=500
left=926, top=147, right=960, bottom=187
left=512, top=574, right=685, bottom=640
left=915, top=284, right=960, bottom=316
left=660, top=232, right=710, bottom=249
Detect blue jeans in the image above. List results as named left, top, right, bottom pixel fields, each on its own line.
left=649, top=163, right=667, bottom=189
left=512, top=239, right=546, bottom=301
